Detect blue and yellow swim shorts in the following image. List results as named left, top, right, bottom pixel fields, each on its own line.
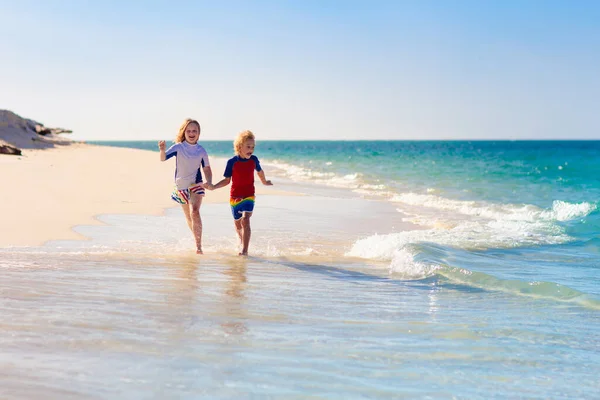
left=171, top=183, right=205, bottom=205
left=230, top=196, right=255, bottom=220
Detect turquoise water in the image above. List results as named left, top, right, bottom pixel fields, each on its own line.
left=93, top=140, right=600, bottom=302
left=2, top=140, right=599, bottom=399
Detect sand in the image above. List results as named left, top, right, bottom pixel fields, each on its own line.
left=0, top=144, right=284, bottom=247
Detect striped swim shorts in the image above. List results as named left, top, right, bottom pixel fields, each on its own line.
left=230, top=196, right=255, bottom=220
left=171, top=183, right=205, bottom=205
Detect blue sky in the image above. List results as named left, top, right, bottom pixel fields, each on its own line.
left=1, top=0, right=599, bottom=140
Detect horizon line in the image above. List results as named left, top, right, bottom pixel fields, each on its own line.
left=83, top=138, right=600, bottom=142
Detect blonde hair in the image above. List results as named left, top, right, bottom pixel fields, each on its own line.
left=175, top=119, right=201, bottom=143
left=234, top=130, right=255, bottom=155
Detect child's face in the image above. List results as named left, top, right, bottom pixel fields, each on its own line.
left=240, top=139, right=255, bottom=159
left=184, top=123, right=200, bottom=144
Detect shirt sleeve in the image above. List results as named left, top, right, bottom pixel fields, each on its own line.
left=200, top=147, right=210, bottom=168
left=223, top=158, right=235, bottom=178
left=252, top=155, right=262, bottom=172
left=165, top=143, right=179, bottom=160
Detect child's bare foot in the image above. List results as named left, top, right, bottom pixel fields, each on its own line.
left=238, top=252, right=248, bottom=256
left=196, top=248, right=203, bottom=254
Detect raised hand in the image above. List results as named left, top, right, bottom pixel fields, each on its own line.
left=158, top=140, right=166, bottom=151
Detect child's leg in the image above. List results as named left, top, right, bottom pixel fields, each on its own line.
left=230, top=197, right=255, bottom=256
left=233, top=219, right=243, bottom=248
left=180, top=204, right=193, bottom=231
left=189, top=193, right=204, bottom=254
left=239, top=212, right=252, bottom=256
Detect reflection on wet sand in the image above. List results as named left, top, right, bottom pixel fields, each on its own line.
left=160, top=257, right=202, bottom=342
left=168, top=256, right=201, bottom=306
left=220, top=257, right=249, bottom=335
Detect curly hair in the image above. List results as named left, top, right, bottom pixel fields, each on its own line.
left=233, top=130, right=255, bottom=155
left=174, top=119, right=201, bottom=143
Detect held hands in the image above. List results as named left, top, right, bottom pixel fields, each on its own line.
left=158, top=140, right=166, bottom=151
left=201, top=179, right=270, bottom=190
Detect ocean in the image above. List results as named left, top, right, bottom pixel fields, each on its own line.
left=2, top=140, right=599, bottom=399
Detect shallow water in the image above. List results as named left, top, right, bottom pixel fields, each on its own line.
left=2, top=257, right=599, bottom=398
left=2, top=196, right=599, bottom=399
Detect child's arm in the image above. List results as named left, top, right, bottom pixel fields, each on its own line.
left=206, top=177, right=231, bottom=190
left=203, top=166, right=213, bottom=186
left=257, top=170, right=273, bottom=186
left=158, top=141, right=167, bottom=161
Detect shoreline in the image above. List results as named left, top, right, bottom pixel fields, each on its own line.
left=0, top=144, right=288, bottom=247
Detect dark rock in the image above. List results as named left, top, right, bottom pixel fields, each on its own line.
left=0, top=140, right=22, bottom=155
left=35, top=125, right=73, bottom=135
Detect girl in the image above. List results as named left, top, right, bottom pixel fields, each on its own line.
left=158, top=119, right=212, bottom=254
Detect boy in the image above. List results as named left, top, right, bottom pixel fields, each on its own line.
left=206, top=130, right=272, bottom=255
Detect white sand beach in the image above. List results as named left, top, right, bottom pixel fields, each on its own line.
left=0, top=144, right=285, bottom=247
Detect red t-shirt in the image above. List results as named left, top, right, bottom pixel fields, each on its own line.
left=223, top=155, right=263, bottom=198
